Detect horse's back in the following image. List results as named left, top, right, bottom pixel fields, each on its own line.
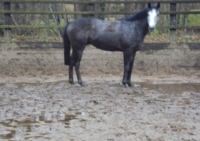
left=66, top=18, right=124, bottom=51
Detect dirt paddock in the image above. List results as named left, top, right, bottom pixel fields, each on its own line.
left=0, top=42, right=200, bottom=140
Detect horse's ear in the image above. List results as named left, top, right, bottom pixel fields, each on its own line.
left=157, top=2, right=160, bottom=9
left=148, top=2, right=151, bottom=8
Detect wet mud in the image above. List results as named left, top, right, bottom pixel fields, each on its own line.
left=0, top=77, right=200, bottom=141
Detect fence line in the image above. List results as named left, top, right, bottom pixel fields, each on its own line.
left=1, top=0, right=200, bottom=4
left=1, top=0, right=200, bottom=42
left=1, top=25, right=200, bottom=30
left=1, top=10, right=200, bottom=15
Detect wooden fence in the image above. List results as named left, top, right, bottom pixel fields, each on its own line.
left=1, top=0, right=200, bottom=42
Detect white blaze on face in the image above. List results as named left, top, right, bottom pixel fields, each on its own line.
left=147, top=9, right=159, bottom=29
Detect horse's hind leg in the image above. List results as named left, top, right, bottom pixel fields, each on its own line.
left=75, top=50, right=84, bottom=86
left=69, top=52, right=75, bottom=84
left=69, top=66, right=74, bottom=84
left=70, top=45, right=85, bottom=86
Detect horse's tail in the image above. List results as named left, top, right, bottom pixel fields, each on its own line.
left=63, top=24, right=71, bottom=66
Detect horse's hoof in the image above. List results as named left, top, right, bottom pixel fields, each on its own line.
left=127, top=83, right=133, bottom=87
left=79, top=83, right=86, bottom=87
left=122, top=81, right=126, bottom=86
left=69, top=81, right=75, bottom=85
left=124, top=84, right=129, bottom=88
left=123, top=83, right=132, bottom=88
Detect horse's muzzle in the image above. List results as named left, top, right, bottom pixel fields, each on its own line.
left=148, top=27, right=154, bottom=32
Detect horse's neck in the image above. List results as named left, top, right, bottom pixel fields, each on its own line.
left=134, top=17, right=149, bottom=38
left=142, top=18, right=149, bottom=37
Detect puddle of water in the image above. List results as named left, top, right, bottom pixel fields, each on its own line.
left=0, top=112, right=78, bottom=140
left=0, top=130, right=16, bottom=139
left=1, top=81, right=200, bottom=140
left=138, top=82, right=200, bottom=95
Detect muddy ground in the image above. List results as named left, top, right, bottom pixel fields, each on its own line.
left=0, top=74, right=200, bottom=141
left=0, top=43, right=200, bottom=141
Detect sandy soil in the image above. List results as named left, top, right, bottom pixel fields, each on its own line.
left=0, top=43, right=200, bottom=140
left=0, top=74, right=200, bottom=141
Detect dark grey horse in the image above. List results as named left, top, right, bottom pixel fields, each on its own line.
left=64, top=2, right=160, bottom=87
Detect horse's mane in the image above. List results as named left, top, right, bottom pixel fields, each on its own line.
left=119, top=8, right=148, bottom=21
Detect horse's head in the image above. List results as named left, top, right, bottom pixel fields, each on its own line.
left=147, top=2, right=160, bottom=32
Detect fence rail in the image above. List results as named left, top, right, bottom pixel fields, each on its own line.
left=1, top=0, right=200, bottom=42
left=1, top=10, right=200, bottom=15
left=1, top=0, right=200, bottom=4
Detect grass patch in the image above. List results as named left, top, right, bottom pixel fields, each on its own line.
left=188, top=10, right=200, bottom=26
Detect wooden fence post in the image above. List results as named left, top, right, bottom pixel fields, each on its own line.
left=170, top=2, right=177, bottom=43
left=4, top=1, right=11, bottom=43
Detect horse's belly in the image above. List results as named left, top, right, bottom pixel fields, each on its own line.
left=91, top=41, right=122, bottom=51
left=90, top=35, right=122, bottom=51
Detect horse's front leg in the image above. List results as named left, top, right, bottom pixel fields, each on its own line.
left=122, top=50, right=136, bottom=87
left=127, top=51, right=136, bottom=87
